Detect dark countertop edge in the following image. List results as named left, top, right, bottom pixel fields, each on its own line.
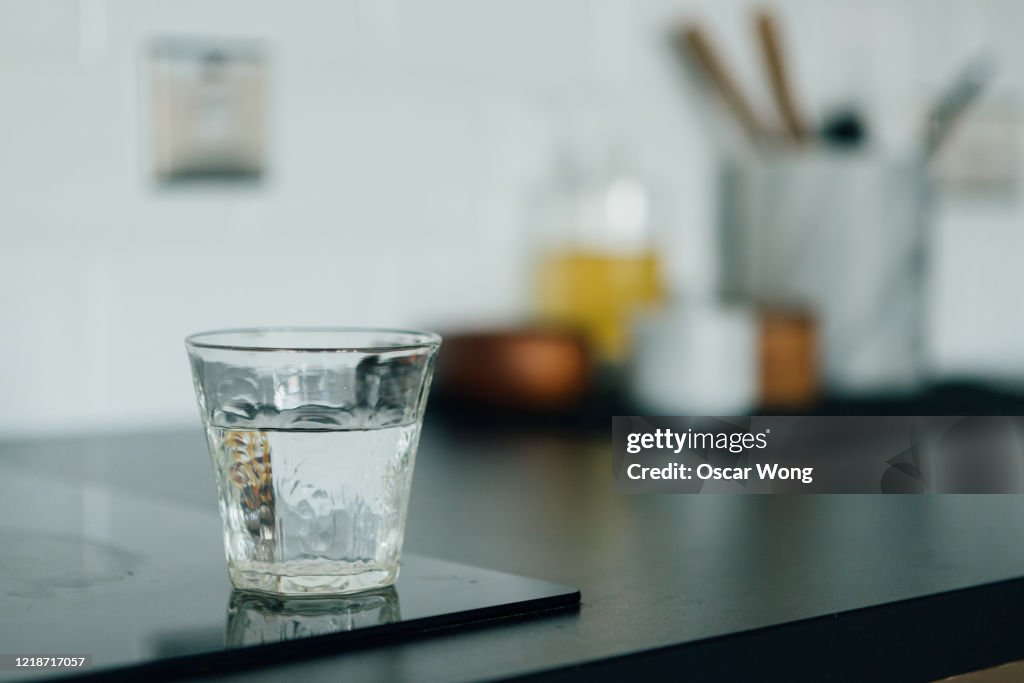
left=496, top=574, right=1024, bottom=682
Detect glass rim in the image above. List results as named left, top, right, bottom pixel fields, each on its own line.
left=185, top=327, right=442, bottom=353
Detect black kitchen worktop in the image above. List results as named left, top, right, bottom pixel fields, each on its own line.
left=3, top=410, right=1024, bottom=681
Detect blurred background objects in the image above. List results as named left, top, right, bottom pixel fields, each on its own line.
left=1, top=0, right=1023, bottom=434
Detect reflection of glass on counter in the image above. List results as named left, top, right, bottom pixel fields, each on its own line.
left=534, top=144, right=665, bottom=364
left=226, top=587, right=400, bottom=647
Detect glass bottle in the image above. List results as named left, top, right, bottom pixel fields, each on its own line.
left=534, top=142, right=665, bottom=364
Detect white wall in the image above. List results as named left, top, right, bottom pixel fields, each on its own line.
left=1, top=0, right=1023, bottom=435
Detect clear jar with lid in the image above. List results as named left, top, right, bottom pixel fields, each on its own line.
left=534, top=140, right=665, bottom=365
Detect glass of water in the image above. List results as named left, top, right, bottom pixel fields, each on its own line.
left=186, top=328, right=441, bottom=596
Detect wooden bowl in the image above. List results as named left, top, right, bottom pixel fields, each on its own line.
left=434, top=328, right=593, bottom=413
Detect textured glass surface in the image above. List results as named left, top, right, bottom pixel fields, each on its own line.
left=226, top=587, right=401, bottom=647
left=187, top=328, right=440, bottom=596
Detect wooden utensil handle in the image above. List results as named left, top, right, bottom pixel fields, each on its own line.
left=756, top=10, right=808, bottom=143
left=676, top=24, right=765, bottom=142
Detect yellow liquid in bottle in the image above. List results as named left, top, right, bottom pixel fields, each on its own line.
left=536, top=250, right=664, bottom=362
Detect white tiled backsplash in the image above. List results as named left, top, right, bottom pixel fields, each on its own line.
left=1, top=0, right=1023, bottom=433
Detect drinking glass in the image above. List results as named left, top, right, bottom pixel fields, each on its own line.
left=186, top=328, right=441, bottom=596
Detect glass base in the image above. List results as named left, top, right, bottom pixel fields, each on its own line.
left=228, top=563, right=399, bottom=596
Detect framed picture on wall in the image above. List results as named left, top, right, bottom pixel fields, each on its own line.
left=148, top=38, right=268, bottom=184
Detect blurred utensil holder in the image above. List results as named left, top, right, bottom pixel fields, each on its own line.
left=719, top=150, right=930, bottom=397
